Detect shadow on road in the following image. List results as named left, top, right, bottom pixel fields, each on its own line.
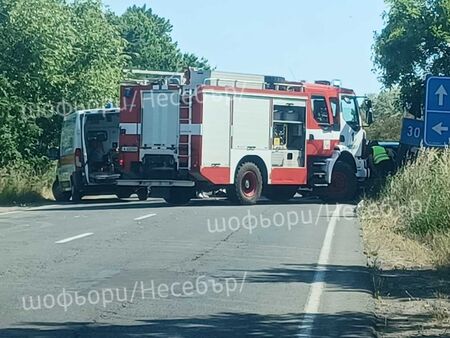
left=0, top=311, right=377, bottom=338
left=1, top=262, right=447, bottom=337
left=31, top=197, right=345, bottom=212
left=219, top=263, right=374, bottom=295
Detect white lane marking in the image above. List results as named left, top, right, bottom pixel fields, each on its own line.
left=134, top=213, right=156, bottom=221
left=55, top=233, right=94, bottom=244
left=297, top=204, right=342, bottom=338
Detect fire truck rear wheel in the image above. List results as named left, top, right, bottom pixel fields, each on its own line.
left=320, top=161, right=357, bottom=202
left=233, top=162, right=263, bottom=205
left=137, top=188, right=148, bottom=201
left=264, top=185, right=299, bottom=202
left=164, top=187, right=193, bottom=206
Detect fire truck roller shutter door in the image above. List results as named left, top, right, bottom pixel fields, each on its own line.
left=232, top=96, right=271, bottom=150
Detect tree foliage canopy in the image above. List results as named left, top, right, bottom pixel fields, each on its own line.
left=0, top=0, right=208, bottom=169
left=374, top=0, right=450, bottom=117
left=117, top=5, right=209, bottom=71
left=366, top=89, right=403, bottom=140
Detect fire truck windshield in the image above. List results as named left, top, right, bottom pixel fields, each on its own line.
left=341, top=96, right=361, bottom=131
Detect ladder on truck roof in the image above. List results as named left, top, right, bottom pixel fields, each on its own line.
left=187, top=69, right=304, bottom=92
left=123, top=69, right=185, bottom=86
left=178, top=88, right=194, bottom=170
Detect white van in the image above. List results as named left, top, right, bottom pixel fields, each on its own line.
left=50, top=108, right=147, bottom=202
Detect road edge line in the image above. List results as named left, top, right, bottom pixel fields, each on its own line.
left=297, top=204, right=342, bottom=337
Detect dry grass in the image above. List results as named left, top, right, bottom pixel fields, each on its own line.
left=360, top=149, right=450, bottom=337
left=360, top=204, right=433, bottom=269
left=360, top=148, right=450, bottom=267
left=0, top=163, right=54, bottom=205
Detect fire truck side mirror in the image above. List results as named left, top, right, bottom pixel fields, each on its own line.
left=365, top=99, right=374, bottom=126
left=366, top=110, right=374, bottom=125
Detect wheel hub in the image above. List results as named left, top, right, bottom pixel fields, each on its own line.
left=242, top=171, right=257, bottom=197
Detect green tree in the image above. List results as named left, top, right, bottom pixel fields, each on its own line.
left=366, top=89, right=403, bottom=140
left=179, top=52, right=210, bottom=70
left=118, top=5, right=209, bottom=71
left=0, top=0, right=126, bottom=168
left=374, top=0, right=450, bottom=117
left=119, top=5, right=182, bottom=71
left=0, top=1, right=208, bottom=170
left=0, top=0, right=74, bottom=166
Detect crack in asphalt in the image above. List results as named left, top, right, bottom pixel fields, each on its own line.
left=191, top=230, right=239, bottom=262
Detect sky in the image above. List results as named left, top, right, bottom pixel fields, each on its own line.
left=104, top=0, right=387, bottom=95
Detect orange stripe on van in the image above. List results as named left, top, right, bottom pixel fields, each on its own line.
left=59, top=154, right=74, bottom=166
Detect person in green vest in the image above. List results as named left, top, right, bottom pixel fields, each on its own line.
left=368, top=142, right=395, bottom=194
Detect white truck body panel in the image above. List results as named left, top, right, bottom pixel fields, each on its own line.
left=200, top=89, right=308, bottom=184
left=201, top=93, right=231, bottom=167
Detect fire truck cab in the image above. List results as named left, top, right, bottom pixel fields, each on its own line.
left=116, top=69, right=371, bottom=205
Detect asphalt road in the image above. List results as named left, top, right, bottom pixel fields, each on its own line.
left=0, top=197, right=374, bottom=338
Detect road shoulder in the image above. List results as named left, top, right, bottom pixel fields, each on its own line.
left=360, top=202, right=450, bottom=337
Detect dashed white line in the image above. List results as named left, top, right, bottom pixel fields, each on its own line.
left=297, top=204, right=342, bottom=338
left=134, top=213, right=156, bottom=221
left=55, top=233, right=94, bottom=244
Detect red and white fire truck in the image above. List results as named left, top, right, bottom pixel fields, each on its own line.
left=116, top=69, right=373, bottom=205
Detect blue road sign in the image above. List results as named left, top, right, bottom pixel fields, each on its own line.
left=401, top=118, right=424, bottom=147
left=424, top=76, right=450, bottom=147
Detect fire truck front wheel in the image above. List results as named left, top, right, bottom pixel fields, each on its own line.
left=320, top=161, right=357, bottom=202
left=231, top=162, right=263, bottom=205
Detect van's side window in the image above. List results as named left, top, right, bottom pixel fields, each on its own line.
left=311, top=96, right=330, bottom=125
left=60, top=116, right=76, bottom=156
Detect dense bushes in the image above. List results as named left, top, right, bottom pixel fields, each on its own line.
left=0, top=0, right=127, bottom=169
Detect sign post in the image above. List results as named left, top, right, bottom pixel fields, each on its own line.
left=424, top=76, right=450, bottom=147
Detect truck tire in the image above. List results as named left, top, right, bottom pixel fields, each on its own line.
left=320, top=161, right=357, bottom=202
left=232, top=162, right=263, bottom=205
left=264, top=185, right=298, bottom=202
left=164, top=187, right=193, bottom=206
left=137, top=188, right=148, bottom=201
left=52, top=180, right=71, bottom=202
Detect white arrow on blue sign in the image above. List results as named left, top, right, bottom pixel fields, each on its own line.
left=424, top=76, right=450, bottom=147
